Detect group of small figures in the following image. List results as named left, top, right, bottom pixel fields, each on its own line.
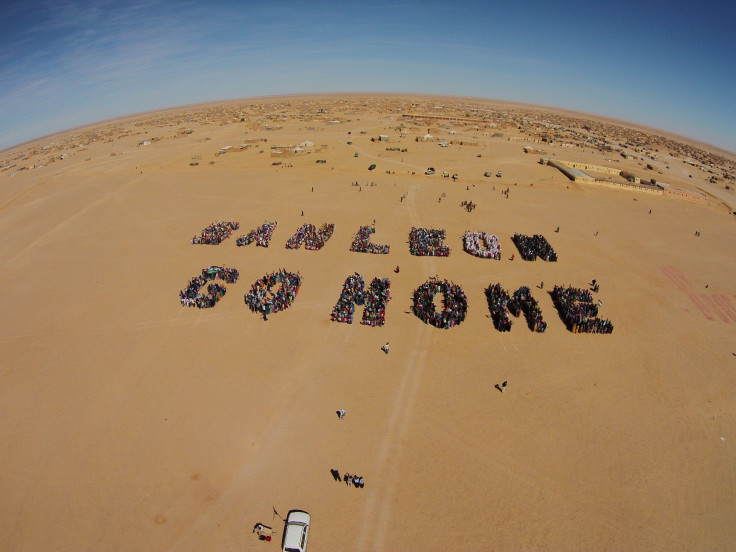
left=330, top=468, right=365, bottom=488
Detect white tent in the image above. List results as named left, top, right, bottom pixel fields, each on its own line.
left=423, top=133, right=434, bottom=141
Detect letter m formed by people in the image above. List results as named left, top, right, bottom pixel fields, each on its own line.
left=330, top=273, right=391, bottom=326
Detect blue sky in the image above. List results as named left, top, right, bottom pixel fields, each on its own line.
left=1, top=0, right=734, bottom=152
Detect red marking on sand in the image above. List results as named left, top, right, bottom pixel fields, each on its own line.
left=659, top=265, right=692, bottom=292
left=688, top=294, right=714, bottom=321
left=709, top=295, right=735, bottom=323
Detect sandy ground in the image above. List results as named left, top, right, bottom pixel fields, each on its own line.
left=1, top=95, right=735, bottom=551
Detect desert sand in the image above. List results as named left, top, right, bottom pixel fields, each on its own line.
left=1, top=94, right=735, bottom=551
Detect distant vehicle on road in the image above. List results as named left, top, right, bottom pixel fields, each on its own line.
left=368, top=164, right=376, bottom=171
left=281, top=510, right=310, bottom=552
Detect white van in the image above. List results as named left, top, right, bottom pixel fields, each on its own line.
left=281, top=510, right=310, bottom=552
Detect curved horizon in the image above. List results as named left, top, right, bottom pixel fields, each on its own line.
left=3, top=91, right=734, bottom=159
left=1, top=1, right=734, bottom=153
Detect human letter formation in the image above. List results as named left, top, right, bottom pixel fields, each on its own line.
left=486, top=284, right=547, bottom=332
left=190, top=220, right=559, bottom=261
left=463, top=231, right=501, bottom=260
left=412, top=278, right=468, bottom=329
left=331, top=273, right=392, bottom=326
left=243, top=269, right=302, bottom=316
left=236, top=221, right=277, bottom=247
left=191, top=221, right=240, bottom=245
left=409, top=227, right=450, bottom=256
left=285, top=223, right=335, bottom=250
left=551, top=285, right=614, bottom=334
left=512, top=233, right=558, bottom=262
left=349, top=225, right=390, bottom=254
left=179, top=270, right=612, bottom=333
left=179, top=266, right=240, bottom=308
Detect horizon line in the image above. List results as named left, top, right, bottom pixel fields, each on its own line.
left=2, top=91, right=734, bottom=159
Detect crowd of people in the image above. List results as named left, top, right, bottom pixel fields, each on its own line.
left=191, top=221, right=240, bottom=245
left=409, top=227, right=450, bottom=256
left=463, top=231, right=501, bottom=260
left=486, top=283, right=514, bottom=331
left=362, top=277, right=391, bottom=326
left=330, top=273, right=391, bottom=326
left=349, top=225, right=390, bottom=254
left=331, top=273, right=365, bottom=324
left=512, top=233, right=558, bottom=262
left=460, top=200, right=477, bottom=212
left=412, top=278, right=467, bottom=329
left=236, top=221, right=277, bottom=247
left=179, top=266, right=239, bottom=308
left=244, top=269, right=302, bottom=319
left=551, top=285, right=614, bottom=333
left=285, top=223, right=335, bottom=250
left=508, top=286, right=547, bottom=332
left=486, top=284, right=547, bottom=332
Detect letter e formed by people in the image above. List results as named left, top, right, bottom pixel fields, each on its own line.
left=551, top=285, right=613, bottom=333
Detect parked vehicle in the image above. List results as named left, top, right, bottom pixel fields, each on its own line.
left=281, top=510, right=310, bottom=552
left=484, top=171, right=492, bottom=177
left=425, top=167, right=435, bottom=175
left=354, top=153, right=359, bottom=157
left=368, top=164, right=376, bottom=171
left=496, top=171, right=503, bottom=178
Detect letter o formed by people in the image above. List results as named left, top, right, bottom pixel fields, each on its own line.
left=244, top=269, right=302, bottom=319
left=179, top=266, right=240, bottom=308
left=412, top=278, right=468, bottom=329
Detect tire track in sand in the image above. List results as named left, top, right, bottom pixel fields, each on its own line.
left=355, top=185, right=435, bottom=551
